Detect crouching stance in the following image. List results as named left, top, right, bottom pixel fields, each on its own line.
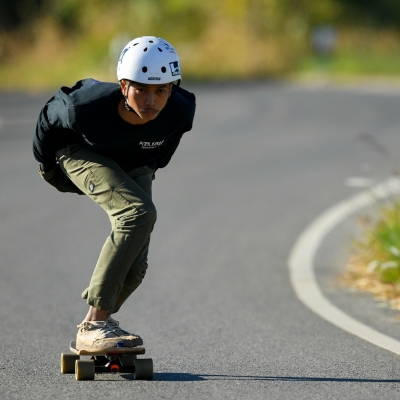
left=33, top=37, right=196, bottom=350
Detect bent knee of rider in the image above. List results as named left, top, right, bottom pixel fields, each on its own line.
left=136, top=201, right=157, bottom=224
left=117, top=201, right=157, bottom=228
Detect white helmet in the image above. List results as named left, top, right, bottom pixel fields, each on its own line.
left=117, top=36, right=181, bottom=84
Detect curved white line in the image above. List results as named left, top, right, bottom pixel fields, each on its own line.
left=288, top=177, right=400, bottom=354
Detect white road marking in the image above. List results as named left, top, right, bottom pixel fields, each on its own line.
left=345, top=177, right=375, bottom=188
left=288, top=177, right=400, bottom=354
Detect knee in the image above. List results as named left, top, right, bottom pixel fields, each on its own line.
left=117, top=201, right=157, bottom=230
left=135, top=202, right=157, bottom=227
left=142, top=202, right=157, bottom=224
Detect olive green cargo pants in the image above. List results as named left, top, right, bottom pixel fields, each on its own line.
left=56, top=144, right=156, bottom=314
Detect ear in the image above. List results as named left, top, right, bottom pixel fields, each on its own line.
left=168, top=82, right=173, bottom=98
left=119, top=79, right=128, bottom=96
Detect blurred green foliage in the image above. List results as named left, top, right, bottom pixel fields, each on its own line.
left=1, top=0, right=400, bottom=89
left=0, top=0, right=44, bottom=31
left=353, top=200, right=400, bottom=284
left=336, top=0, right=400, bottom=28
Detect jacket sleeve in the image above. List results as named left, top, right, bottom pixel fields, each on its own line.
left=32, top=93, right=73, bottom=172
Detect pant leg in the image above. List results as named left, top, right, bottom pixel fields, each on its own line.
left=108, top=236, right=150, bottom=314
left=56, top=144, right=157, bottom=312
left=102, top=168, right=154, bottom=315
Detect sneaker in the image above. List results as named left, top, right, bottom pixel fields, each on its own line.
left=107, top=316, right=143, bottom=346
left=76, top=320, right=134, bottom=351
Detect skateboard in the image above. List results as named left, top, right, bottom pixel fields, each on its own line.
left=61, top=341, right=153, bottom=381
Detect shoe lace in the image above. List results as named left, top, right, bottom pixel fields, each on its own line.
left=107, top=316, right=120, bottom=326
left=107, top=317, right=136, bottom=337
left=77, top=321, right=119, bottom=338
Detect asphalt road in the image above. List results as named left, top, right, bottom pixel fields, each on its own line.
left=1, top=82, right=400, bottom=399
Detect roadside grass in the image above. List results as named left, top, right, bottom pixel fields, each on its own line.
left=343, top=198, right=400, bottom=310
left=2, top=14, right=400, bottom=90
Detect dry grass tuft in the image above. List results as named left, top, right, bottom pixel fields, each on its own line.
left=342, top=255, right=400, bottom=310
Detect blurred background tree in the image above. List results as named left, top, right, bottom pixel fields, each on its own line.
left=336, top=0, right=400, bottom=28
left=1, top=0, right=400, bottom=90
left=0, top=0, right=44, bottom=31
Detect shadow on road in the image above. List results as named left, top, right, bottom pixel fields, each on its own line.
left=121, top=373, right=400, bottom=382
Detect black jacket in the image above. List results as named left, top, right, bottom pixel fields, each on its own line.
left=33, top=79, right=196, bottom=172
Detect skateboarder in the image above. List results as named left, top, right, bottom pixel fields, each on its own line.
left=33, top=36, right=196, bottom=350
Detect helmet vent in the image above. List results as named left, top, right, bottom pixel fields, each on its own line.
left=149, top=40, right=154, bottom=43
left=158, top=48, right=162, bottom=52
left=161, top=67, right=166, bottom=73
left=143, top=47, right=148, bottom=52
left=142, top=67, right=148, bottom=73
left=133, top=43, right=138, bottom=46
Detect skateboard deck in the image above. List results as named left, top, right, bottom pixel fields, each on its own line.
left=61, top=341, right=153, bottom=380
left=70, top=340, right=146, bottom=356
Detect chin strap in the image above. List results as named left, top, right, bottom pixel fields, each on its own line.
left=171, top=79, right=181, bottom=96
left=123, top=81, right=140, bottom=115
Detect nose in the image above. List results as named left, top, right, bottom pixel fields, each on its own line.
left=145, top=92, right=156, bottom=106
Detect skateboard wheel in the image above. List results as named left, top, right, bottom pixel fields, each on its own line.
left=120, top=354, right=136, bottom=367
left=61, top=353, right=80, bottom=374
left=134, top=358, right=153, bottom=380
left=75, top=360, right=95, bottom=381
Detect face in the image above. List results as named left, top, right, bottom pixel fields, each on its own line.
left=121, top=80, right=172, bottom=123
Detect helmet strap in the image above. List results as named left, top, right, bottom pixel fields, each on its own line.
left=168, top=79, right=181, bottom=100
left=123, top=81, right=140, bottom=116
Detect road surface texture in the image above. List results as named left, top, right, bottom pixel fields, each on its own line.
left=1, top=81, right=400, bottom=399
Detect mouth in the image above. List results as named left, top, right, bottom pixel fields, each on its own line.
left=140, top=108, right=158, bottom=116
